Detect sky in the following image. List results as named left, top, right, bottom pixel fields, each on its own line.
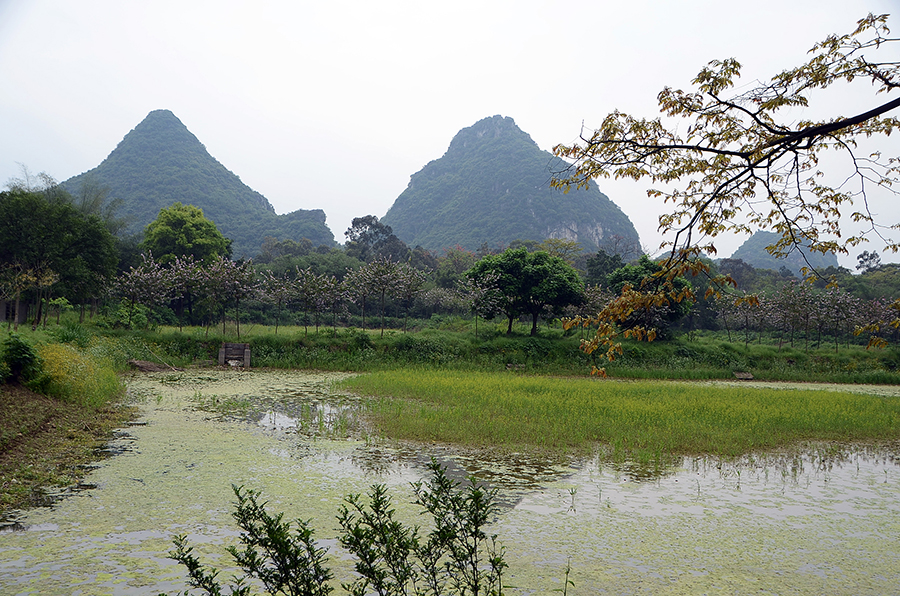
left=1, top=0, right=898, bottom=267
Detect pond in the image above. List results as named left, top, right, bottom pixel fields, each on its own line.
left=1, top=369, right=898, bottom=595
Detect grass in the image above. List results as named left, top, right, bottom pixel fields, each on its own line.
left=0, top=325, right=132, bottom=513
left=340, top=370, right=900, bottom=459
left=20, top=314, right=900, bottom=382
left=3, top=316, right=900, bottom=512
left=37, top=343, right=123, bottom=408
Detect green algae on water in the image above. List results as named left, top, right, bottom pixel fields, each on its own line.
left=1, top=369, right=898, bottom=595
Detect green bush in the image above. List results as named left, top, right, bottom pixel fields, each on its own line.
left=52, top=321, right=93, bottom=348
left=1, top=334, right=43, bottom=385
left=36, top=343, right=122, bottom=408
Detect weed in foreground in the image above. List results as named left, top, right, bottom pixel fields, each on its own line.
left=165, top=460, right=507, bottom=596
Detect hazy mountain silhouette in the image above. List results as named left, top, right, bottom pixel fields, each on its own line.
left=730, top=230, right=839, bottom=276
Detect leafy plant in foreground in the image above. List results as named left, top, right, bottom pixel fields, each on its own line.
left=165, top=461, right=506, bottom=596
left=168, top=484, right=333, bottom=596
left=339, top=460, right=506, bottom=596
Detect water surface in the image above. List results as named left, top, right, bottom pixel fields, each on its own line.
left=1, top=369, right=898, bottom=595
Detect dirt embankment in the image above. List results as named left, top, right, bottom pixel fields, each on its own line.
left=0, top=384, right=136, bottom=513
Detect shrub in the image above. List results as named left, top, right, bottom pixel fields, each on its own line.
left=1, top=334, right=42, bottom=385
left=52, top=321, right=93, bottom=348
left=167, top=461, right=507, bottom=596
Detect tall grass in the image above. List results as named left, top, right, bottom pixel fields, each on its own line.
left=36, top=343, right=123, bottom=408
left=341, top=370, right=900, bottom=458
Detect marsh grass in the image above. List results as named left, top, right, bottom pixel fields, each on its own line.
left=341, top=370, right=900, bottom=458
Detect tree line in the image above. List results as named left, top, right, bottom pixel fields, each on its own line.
left=3, top=174, right=900, bottom=348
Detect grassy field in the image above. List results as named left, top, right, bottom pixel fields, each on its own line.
left=340, top=370, right=900, bottom=460
left=95, top=321, right=900, bottom=383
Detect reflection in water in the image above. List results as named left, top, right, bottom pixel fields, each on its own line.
left=0, top=369, right=898, bottom=595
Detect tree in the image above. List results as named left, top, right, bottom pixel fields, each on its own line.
left=257, top=236, right=314, bottom=264
left=456, top=270, right=502, bottom=338
left=115, top=253, right=171, bottom=328
left=196, top=256, right=254, bottom=337
left=584, top=249, right=625, bottom=285
left=394, top=262, right=427, bottom=332
left=0, top=263, right=34, bottom=331
left=142, top=202, right=232, bottom=265
left=538, top=238, right=583, bottom=266
left=344, top=215, right=409, bottom=263
left=293, top=267, right=328, bottom=335
left=0, top=188, right=118, bottom=324
left=857, top=250, right=883, bottom=272
left=72, top=172, right=130, bottom=236
left=607, top=255, right=692, bottom=338
left=355, top=257, right=401, bottom=337
left=466, top=247, right=584, bottom=336
left=434, top=246, right=477, bottom=289
left=170, top=254, right=202, bottom=329
left=258, top=269, right=292, bottom=334
left=552, top=14, right=900, bottom=364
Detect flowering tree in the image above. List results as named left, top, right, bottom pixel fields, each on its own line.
left=116, top=253, right=170, bottom=328
left=365, top=257, right=403, bottom=336
left=553, top=15, right=900, bottom=364
left=170, top=254, right=201, bottom=330
left=456, top=270, right=501, bottom=338
left=317, top=274, right=347, bottom=331
left=292, top=267, right=321, bottom=335
left=394, top=262, right=427, bottom=332
left=199, top=256, right=255, bottom=337
left=258, top=269, right=293, bottom=334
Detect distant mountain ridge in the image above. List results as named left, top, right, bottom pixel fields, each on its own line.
left=381, top=115, right=641, bottom=253
left=729, top=230, right=839, bottom=275
left=62, top=110, right=334, bottom=257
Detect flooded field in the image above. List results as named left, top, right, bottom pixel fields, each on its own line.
left=1, top=369, right=899, bottom=595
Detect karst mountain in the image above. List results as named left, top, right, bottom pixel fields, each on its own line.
left=62, top=109, right=334, bottom=257
left=729, top=231, right=839, bottom=276
left=381, top=115, right=641, bottom=253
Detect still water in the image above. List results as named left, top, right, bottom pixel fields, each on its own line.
left=1, top=369, right=898, bottom=595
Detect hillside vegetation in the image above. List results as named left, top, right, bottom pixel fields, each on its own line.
left=62, top=110, right=334, bottom=257
left=730, top=230, right=839, bottom=276
left=382, top=115, right=641, bottom=253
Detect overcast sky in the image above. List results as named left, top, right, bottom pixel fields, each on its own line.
left=1, top=0, right=898, bottom=266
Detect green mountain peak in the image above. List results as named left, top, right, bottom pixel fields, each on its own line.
left=381, top=115, right=641, bottom=253
left=729, top=230, right=839, bottom=275
left=63, top=110, right=334, bottom=257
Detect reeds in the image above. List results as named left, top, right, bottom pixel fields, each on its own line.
left=341, top=370, right=900, bottom=457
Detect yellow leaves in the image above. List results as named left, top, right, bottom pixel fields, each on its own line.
left=590, top=366, right=608, bottom=378
left=549, top=15, right=900, bottom=365
left=733, top=294, right=760, bottom=308
left=692, top=58, right=743, bottom=95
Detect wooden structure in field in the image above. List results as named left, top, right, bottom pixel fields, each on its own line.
left=219, top=342, right=251, bottom=368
